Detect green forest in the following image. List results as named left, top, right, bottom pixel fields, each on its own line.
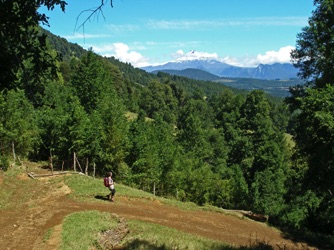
left=1, top=0, right=333, bottom=239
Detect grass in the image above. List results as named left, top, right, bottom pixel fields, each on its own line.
left=123, top=220, right=232, bottom=250
left=59, top=210, right=273, bottom=250
left=63, top=174, right=157, bottom=201
left=61, top=211, right=118, bottom=250
left=0, top=170, right=15, bottom=209
left=63, top=174, right=225, bottom=213
left=0, top=165, right=41, bottom=209
left=60, top=210, right=232, bottom=250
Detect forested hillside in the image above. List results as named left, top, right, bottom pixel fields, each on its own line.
left=1, top=0, right=333, bottom=239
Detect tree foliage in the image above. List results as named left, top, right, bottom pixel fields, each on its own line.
left=0, top=0, right=65, bottom=92
left=290, top=85, right=334, bottom=233
left=291, top=0, right=334, bottom=89
left=288, top=0, right=334, bottom=234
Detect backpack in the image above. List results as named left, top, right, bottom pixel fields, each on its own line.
left=103, top=177, right=109, bottom=187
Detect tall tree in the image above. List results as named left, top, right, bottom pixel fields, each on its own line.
left=177, top=98, right=214, bottom=161
left=70, top=50, right=107, bottom=113
left=288, top=0, right=334, bottom=234
left=288, top=85, right=334, bottom=233
left=238, top=91, right=289, bottom=215
left=0, top=90, right=38, bottom=159
left=37, top=80, right=81, bottom=160
left=291, top=0, right=334, bottom=89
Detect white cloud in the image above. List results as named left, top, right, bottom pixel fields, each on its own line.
left=216, top=46, right=295, bottom=67
left=166, top=46, right=295, bottom=67
left=220, top=56, right=244, bottom=67
left=90, top=42, right=150, bottom=67
left=172, top=49, right=218, bottom=61
left=256, top=46, right=294, bottom=65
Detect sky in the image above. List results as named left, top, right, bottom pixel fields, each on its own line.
left=40, top=0, right=315, bottom=68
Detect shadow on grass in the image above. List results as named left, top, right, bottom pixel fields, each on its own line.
left=94, top=195, right=109, bottom=201
left=281, top=228, right=334, bottom=250
left=122, top=239, right=274, bottom=250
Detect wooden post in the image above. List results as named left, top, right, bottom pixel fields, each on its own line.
left=73, top=152, right=76, bottom=172
left=12, top=142, right=16, bottom=165
left=85, top=158, right=88, bottom=175
left=74, top=154, right=83, bottom=173
left=49, top=150, right=54, bottom=176
left=153, top=182, right=156, bottom=196
left=61, top=161, right=64, bottom=172
left=93, top=162, right=96, bottom=178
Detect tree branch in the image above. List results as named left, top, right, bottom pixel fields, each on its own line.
left=74, top=0, right=113, bottom=32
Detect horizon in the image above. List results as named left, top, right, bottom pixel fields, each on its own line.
left=40, top=0, right=315, bottom=68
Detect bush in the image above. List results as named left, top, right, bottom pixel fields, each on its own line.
left=0, top=154, right=9, bottom=171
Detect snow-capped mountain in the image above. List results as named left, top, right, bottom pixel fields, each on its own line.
left=141, top=60, right=298, bottom=80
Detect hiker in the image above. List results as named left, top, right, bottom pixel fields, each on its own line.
left=104, top=172, right=116, bottom=202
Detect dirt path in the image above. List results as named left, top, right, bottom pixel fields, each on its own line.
left=0, top=172, right=316, bottom=250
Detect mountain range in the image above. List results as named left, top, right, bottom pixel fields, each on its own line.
left=141, top=59, right=299, bottom=80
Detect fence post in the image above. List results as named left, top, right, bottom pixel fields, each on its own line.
left=73, top=152, right=76, bottom=172
left=85, top=158, right=88, bottom=175
left=49, top=150, right=54, bottom=176
left=12, top=142, right=16, bottom=166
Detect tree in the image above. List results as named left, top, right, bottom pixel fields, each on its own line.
left=36, top=80, right=81, bottom=160
left=70, top=50, right=106, bottom=113
left=289, top=85, right=334, bottom=233
left=291, top=0, right=334, bottom=89
left=126, top=119, right=163, bottom=192
left=139, top=80, right=178, bottom=124
left=97, top=88, right=130, bottom=175
left=287, top=0, right=334, bottom=234
left=237, top=91, right=289, bottom=215
left=0, top=0, right=113, bottom=99
left=0, top=0, right=65, bottom=92
left=177, top=98, right=214, bottom=161
left=0, top=90, right=39, bottom=159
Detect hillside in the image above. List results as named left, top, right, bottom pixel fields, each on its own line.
left=0, top=163, right=318, bottom=250
left=151, top=68, right=303, bottom=97
left=215, top=77, right=304, bottom=97
left=152, top=68, right=222, bottom=81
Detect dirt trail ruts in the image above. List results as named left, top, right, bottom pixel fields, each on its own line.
left=0, top=174, right=316, bottom=250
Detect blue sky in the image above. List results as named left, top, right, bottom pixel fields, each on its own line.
left=40, top=0, right=315, bottom=68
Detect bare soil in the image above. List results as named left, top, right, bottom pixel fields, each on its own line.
left=0, top=167, right=318, bottom=250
